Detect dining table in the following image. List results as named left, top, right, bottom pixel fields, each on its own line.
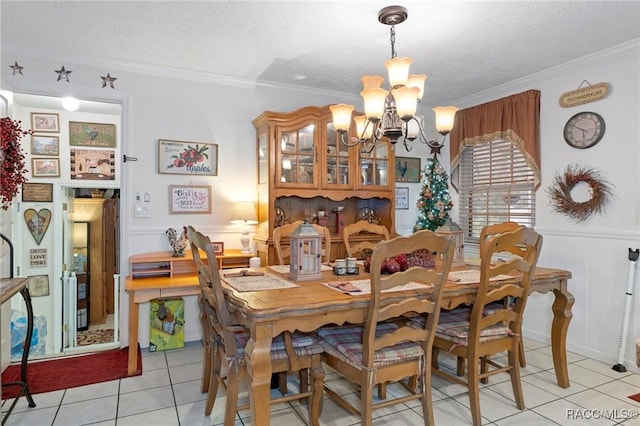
left=219, top=263, right=573, bottom=426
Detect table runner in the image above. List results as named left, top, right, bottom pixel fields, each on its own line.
left=323, top=279, right=431, bottom=296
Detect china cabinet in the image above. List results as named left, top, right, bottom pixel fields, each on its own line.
left=252, top=105, right=396, bottom=265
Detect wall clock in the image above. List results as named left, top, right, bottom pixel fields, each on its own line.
left=563, top=111, right=605, bottom=149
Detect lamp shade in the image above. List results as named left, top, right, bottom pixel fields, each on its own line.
left=230, top=201, right=258, bottom=224
left=361, top=87, right=388, bottom=120
left=433, top=106, right=459, bottom=134
left=407, top=74, right=427, bottom=100
left=330, top=104, right=355, bottom=132
left=384, top=57, right=412, bottom=88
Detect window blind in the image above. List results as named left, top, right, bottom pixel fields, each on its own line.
left=458, top=139, right=535, bottom=242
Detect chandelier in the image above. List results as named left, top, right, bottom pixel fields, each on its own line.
left=330, top=5, right=458, bottom=153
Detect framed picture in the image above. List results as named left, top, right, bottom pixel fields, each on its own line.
left=395, top=157, right=421, bottom=183
left=169, top=185, right=212, bottom=214
left=22, top=183, right=53, bottom=202
left=69, top=121, right=117, bottom=147
left=31, top=135, right=60, bottom=156
left=31, top=158, right=60, bottom=177
left=212, top=242, right=224, bottom=255
left=395, top=187, right=410, bottom=209
left=31, top=113, right=59, bottom=133
left=158, top=139, right=218, bottom=176
left=70, top=148, right=116, bottom=180
left=28, top=274, right=50, bottom=297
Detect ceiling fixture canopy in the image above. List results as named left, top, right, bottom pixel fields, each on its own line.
left=330, top=5, right=458, bottom=153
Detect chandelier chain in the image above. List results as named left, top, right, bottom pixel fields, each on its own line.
left=389, top=26, right=397, bottom=59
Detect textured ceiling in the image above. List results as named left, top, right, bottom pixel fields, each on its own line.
left=2, top=1, right=639, bottom=107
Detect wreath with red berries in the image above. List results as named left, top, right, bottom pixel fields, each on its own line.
left=0, top=117, right=31, bottom=210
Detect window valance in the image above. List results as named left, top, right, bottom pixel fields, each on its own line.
left=450, top=89, right=541, bottom=190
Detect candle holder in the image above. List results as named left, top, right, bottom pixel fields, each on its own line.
left=288, top=222, right=323, bottom=281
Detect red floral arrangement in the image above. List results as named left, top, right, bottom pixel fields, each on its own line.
left=0, top=117, right=31, bottom=210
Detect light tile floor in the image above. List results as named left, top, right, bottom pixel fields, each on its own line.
left=3, top=338, right=639, bottom=425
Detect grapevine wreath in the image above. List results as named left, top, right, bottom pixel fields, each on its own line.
left=546, top=163, right=613, bottom=222
left=0, top=117, right=31, bottom=210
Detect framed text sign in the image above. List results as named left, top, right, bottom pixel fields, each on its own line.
left=158, top=139, right=218, bottom=176
left=22, top=183, right=53, bottom=202
left=169, top=185, right=212, bottom=214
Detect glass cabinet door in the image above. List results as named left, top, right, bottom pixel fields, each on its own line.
left=258, top=132, right=268, bottom=184
left=277, top=123, right=316, bottom=186
left=358, top=141, right=390, bottom=188
left=325, top=122, right=350, bottom=187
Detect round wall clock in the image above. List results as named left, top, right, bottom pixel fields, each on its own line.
left=563, top=111, right=605, bottom=149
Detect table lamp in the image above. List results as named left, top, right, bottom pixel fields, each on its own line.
left=231, top=201, right=258, bottom=254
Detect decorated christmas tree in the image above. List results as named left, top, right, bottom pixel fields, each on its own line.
left=413, top=156, right=453, bottom=232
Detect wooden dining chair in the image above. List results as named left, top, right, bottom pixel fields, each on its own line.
left=480, top=221, right=528, bottom=368
left=318, top=230, right=455, bottom=426
left=342, top=220, right=390, bottom=259
left=187, top=226, right=325, bottom=425
left=431, top=227, right=542, bottom=426
left=273, top=220, right=332, bottom=264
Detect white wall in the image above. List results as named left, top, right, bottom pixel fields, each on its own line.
left=2, top=39, right=639, bottom=370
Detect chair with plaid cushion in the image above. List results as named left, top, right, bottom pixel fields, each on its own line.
left=480, top=221, right=529, bottom=369
left=431, top=226, right=542, bottom=426
left=188, top=226, right=325, bottom=425
left=318, top=230, right=454, bottom=426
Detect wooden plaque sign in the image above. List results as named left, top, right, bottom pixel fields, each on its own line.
left=22, top=183, right=53, bottom=202
left=559, top=82, right=609, bottom=108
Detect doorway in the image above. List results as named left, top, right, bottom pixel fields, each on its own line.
left=7, top=92, right=122, bottom=359
left=63, top=187, right=120, bottom=350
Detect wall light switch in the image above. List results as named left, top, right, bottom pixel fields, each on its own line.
left=134, top=203, right=150, bottom=218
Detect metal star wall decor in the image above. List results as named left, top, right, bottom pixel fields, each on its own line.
left=100, top=73, right=117, bottom=89
left=55, top=65, right=72, bottom=82
left=10, top=61, right=24, bottom=75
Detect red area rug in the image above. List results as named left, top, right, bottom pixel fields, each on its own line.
left=629, top=393, right=640, bottom=403
left=1, top=346, right=142, bottom=399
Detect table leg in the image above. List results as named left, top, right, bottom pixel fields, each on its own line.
left=245, top=324, right=273, bottom=426
left=127, top=293, right=139, bottom=376
left=551, top=285, right=574, bottom=388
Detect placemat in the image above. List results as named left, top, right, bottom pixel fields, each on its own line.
left=448, top=270, right=513, bottom=285
left=221, top=271, right=299, bottom=292
left=323, top=279, right=431, bottom=296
